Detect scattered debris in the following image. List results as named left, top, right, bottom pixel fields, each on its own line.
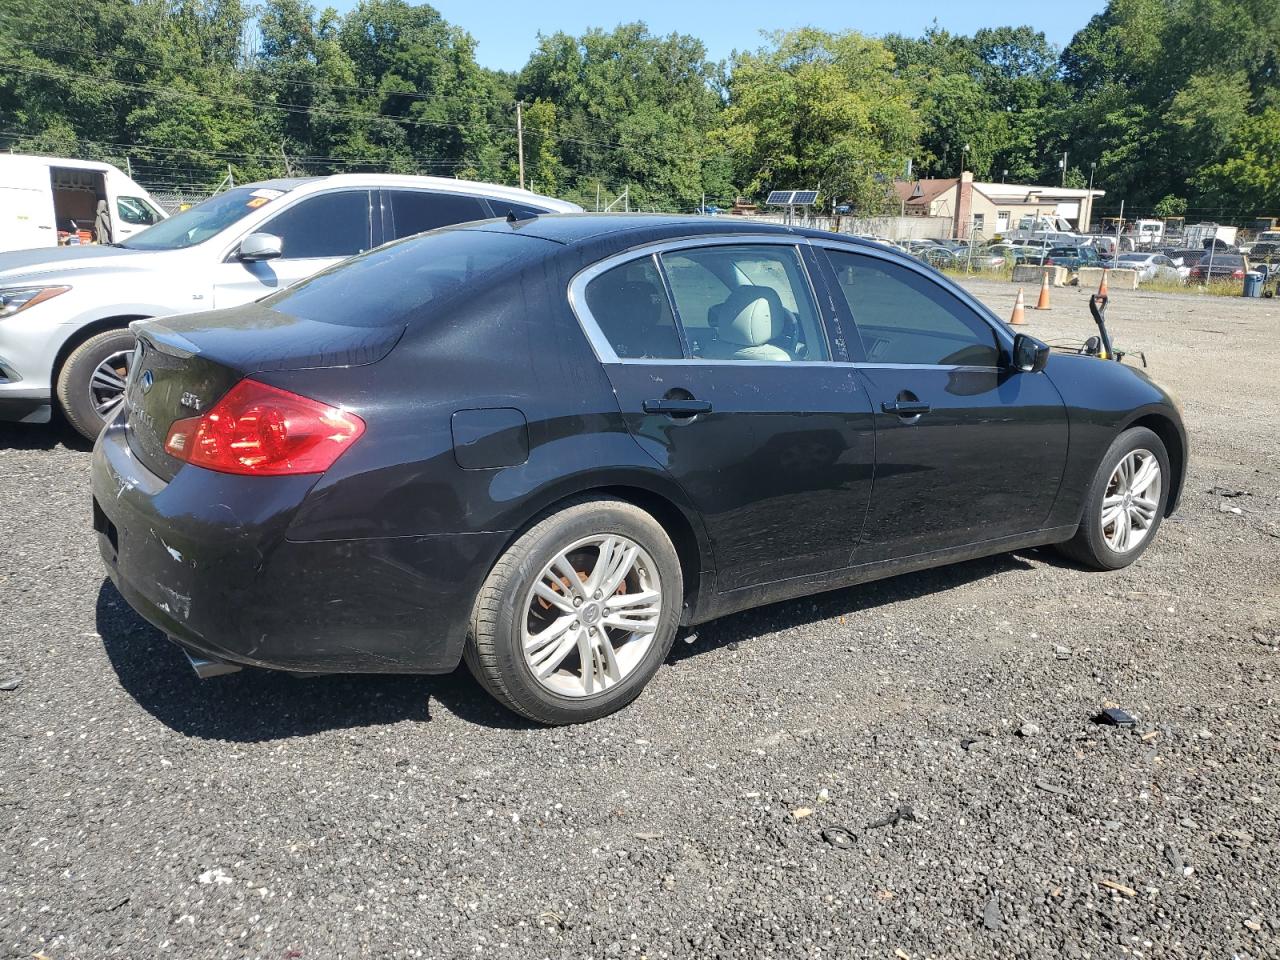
left=0, top=678, right=21, bottom=692
left=197, top=867, right=233, bottom=886
left=791, top=807, right=815, bottom=821
left=867, top=805, right=918, bottom=830
left=983, top=895, right=1003, bottom=931
left=1163, top=843, right=1185, bottom=875
left=817, top=788, right=830, bottom=803
left=1245, top=919, right=1263, bottom=933
left=1098, top=879, right=1137, bottom=898
left=537, top=910, right=569, bottom=932
left=894, top=949, right=911, bottom=960
left=1054, top=645, right=1072, bottom=660
left=681, top=631, right=699, bottom=645
left=1018, top=722, right=1042, bottom=737
left=960, top=737, right=979, bottom=751
left=726, top=641, right=740, bottom=651
left=1208, top=486, right=1250, bottom=498
left=1095, top=707, right=1137, bottom=728
left=1034, top=779, right=1071, bottom=797
left=820, top=826, right=857, bottom=851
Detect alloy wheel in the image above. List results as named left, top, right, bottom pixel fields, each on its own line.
left=89, top=349, right=133, bottom=420
left=1101, top=448, right=1162, bottom=553
left=521, top=534, right=662, bottom=698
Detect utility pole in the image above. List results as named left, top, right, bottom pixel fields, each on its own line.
left=516, top=101, right=525, bottom=191
left=1085, top=161, right=1097, bottom=232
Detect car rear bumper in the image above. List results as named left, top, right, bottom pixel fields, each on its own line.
left=91, top=418, right=503, bottom=674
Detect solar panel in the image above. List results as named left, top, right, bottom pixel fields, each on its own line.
left=766, top=190, right=795, bottom=205
left=791, top=190, right=818, bottom=205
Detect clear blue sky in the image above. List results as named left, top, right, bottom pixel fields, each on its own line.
left=326, top=0, right=1107, bottom=71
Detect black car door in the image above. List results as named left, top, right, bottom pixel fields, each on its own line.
left=571, top=239, right=876, bottom=593
left=819, top=246, right=1070, bottom=564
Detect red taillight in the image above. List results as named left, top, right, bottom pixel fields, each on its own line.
left=164, top=379, right=365, bottom=476
left=1232, top=269, right=1245, bottom=279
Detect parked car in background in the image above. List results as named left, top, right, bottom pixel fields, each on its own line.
left=1188, top=253, right=1249, bottom=282
left=0, top=154, right=167, bottom=252
left=1160, top=248, right=1206, bottom=271
left=0, top=174, right=580, bottom=438
left=92, top=214, right=1187, bottom=724
left=1246, top=242, right=1279, bottom=278
left=1113, top=252, right=1185, bottom=282
left=1043, top=245, right=1105, bottom=271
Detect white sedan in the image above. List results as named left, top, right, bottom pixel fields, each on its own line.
left=1114, top=252, right=1187, bottom=282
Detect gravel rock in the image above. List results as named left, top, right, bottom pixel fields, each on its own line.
left=2, top=281, right=1279, bottom=959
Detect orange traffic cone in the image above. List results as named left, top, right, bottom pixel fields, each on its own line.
left=1009, top=287, right=1027, bottom=325
left=1098, top=268, right=1110, bottom=299
left=1035, top=270, right=1052, bottom=310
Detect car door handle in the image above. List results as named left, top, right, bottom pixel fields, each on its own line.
left=881, top=400, right=932, bottom=416
left=643, top=399, right=713, bottom=415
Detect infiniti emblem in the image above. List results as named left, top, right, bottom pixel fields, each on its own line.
left=140, top=369, right=154, bottom=394
left=581, top=603, right=602, bottom=626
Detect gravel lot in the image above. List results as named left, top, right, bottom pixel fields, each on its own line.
left=2, top=280, right=1278, bottom=960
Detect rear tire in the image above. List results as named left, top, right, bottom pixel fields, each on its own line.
left=56, top=328, right=137, bottom=440
left=464, top=497, right=682, bottom=725
left=1056, top=426, right=1169, bottom=570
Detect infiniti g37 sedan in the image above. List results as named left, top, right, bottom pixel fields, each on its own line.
left=91, top=214, right=1187, bottom=724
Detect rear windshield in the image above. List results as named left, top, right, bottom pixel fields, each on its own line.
left=262, top=228, right=551, bottom=328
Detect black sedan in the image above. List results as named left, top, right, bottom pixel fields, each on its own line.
left=92, top=215, right=1188, bottom=724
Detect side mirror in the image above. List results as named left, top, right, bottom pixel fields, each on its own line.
left=1011, top=333, right=1050, bottom=373
left=238, top=232, right=283, bottom=262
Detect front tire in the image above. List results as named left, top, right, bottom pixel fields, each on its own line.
left=1057, top=426, right=1169, bottom=570
left=465, top=498, right=683, bottom=725
left=56, top=328, right=137, bottom=440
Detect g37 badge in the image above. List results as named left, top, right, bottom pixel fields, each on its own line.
left=180, top=392, right=202, bottom=411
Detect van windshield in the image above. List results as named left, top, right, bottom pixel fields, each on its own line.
left=120, top=186, right=294, bottom=250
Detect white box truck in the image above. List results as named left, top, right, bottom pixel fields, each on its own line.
left=0, top=154, right=167, bottom=253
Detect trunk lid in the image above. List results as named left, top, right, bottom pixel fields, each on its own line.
left=125, top=303, right=403, bottom=481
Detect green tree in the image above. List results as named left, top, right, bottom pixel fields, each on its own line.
left=1194, top=107, right=1280, bottom=213
left=518, top=23, right=729, bottom=209
left=721, top=29, right=918, bottom=213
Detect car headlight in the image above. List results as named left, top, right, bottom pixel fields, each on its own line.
left=0, top=286, right=71, bottom=319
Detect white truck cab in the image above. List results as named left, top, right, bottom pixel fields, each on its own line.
left=0, top=155, right=167, bottom=252
left=0, top=173, right=579, bottom=437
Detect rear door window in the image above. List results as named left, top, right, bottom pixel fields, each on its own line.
left=659, top=245, right=829, bottom=362
left=582, top=257, right=684, bottom=360
left=261, top=190, right=373, bottom=259
left=387, top=190, right=490, bottom=239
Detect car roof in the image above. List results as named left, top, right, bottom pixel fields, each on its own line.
left=464, top=212, right=886, bottom=252
left=238, top=173, right=581, bottom=211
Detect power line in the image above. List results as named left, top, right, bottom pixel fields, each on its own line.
left=0, top=59, right=511, bottom=138
left=0, top=27, right=523, bottom=111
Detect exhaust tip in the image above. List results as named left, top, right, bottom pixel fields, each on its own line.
left=184, top=650, right=243, bottom=679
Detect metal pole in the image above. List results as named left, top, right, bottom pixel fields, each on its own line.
left=595, top=182, right=601, bottom=212
left=1085, top=162, right=1096, bottom=232
left=516, top=102, right=525, bottom=191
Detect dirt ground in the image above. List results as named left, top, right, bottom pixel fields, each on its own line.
left=1, top=279, right=1278, bottom=959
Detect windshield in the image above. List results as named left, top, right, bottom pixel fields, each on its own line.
left=1118, top=254, right=1148, bottom=262
left=120, top=186, right=294, bottom=250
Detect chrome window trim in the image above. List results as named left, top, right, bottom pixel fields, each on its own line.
left=568, top=234, right=835, bottom=366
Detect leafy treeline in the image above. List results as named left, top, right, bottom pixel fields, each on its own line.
left=1, top=0, right=1277, bottom=217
